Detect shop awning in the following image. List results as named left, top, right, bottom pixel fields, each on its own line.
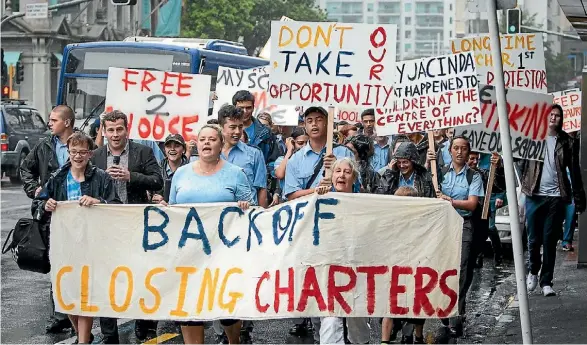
left=3, top=52, right=21, bottom=66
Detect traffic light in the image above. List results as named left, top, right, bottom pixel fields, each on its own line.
left=15, top=61, right=24, bottom=84
left=2, top=85, right=9, bottom=99
left=507, top=8, right=521, bottom=34
left=110, top=0, right=137, bottom=5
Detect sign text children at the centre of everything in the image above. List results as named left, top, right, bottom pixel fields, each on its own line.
left=269, top=21, right=397, bottom=108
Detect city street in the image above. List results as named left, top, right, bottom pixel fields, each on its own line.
left=1, top=178, right=520, bottom=344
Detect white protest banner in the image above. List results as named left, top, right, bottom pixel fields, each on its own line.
left=259, top=16, right=294, bottom=60
left=451, top=34, right=547, bottom=93
left=269, top=21, right=397, bottom=108
left=50, top=194, right=462, bottom=320
left=213, top=66, right=299, bottom=126
left=456, top=85, right=554, bottom=161
left=552, top=88, right=581, bottom=133
left=105, top=68, right=211, bottom=141
left=376, top=52, right=481, bottom=136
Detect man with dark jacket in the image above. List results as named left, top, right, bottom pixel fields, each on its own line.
left=90, top=110, right=163, bottom=342
left=20, top=104, right=76, bottom=333
left=520, top=104, right=586, bottom=297
left=151, top=134, right=190, bottom=203
left=376, top=141, right=435, bottom=198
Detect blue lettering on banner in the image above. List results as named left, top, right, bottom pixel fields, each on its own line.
left=336, top=51, right=355, bottom=78
left=313, top=198, right=339, bottom=245
left=289, top=201, right=309, bottom=242
left=273, top=205, right=293, bottom=245
left=218, top=206, right=243, bottom=248
left=143, top=206, right=169, bottom=252
left=316, top=52, right=332, bottom=75
left=296, top=52, right=312, bottom=74
left=247, top=209, right=264, bottom=252
left=178, top=207, right=211, bottom=255
left=280, top=51, right=296, bottom=72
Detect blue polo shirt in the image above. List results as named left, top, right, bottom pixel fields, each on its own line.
left=370, top=143, right=390, bottom=172
left=221, top=141, right=267, bottom=203
left=54, top=137, right=68, bottom=167
left=284, top=144, right=355, bottom=197
left=399, top=172, right=415, bottom=187
left=441, top=164, right=485, bottom=217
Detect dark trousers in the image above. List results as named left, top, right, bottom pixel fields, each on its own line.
left=525, top=195, right=565, bottom=287
left=99, top=318, right=119, bottom=344
left=49, top=286, right=68, bottom=321
left=450, top=219, right=476, bottom=327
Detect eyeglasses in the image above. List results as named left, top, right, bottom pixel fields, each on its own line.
left=68, top=150, right=90, bottom=157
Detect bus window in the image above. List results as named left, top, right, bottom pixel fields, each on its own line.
left=63, top=77, right=106, bottom=130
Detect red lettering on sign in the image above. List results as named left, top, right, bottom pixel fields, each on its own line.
left=177, top=73, right=193, bottom=97
left=168, top=116, right=180, bottom=135
left=296, top=267, right=326, bottom=312
left=437, top=269, right=458, bottom=318
left=161, top=72, right=178, bottom=95
left=255, top=271, right=270, bottom=313
left=390, top=266, right=412, bottom=315
left=327, top=265, right=357, bottom=314
left=274, top=267, right=294, bottom=313
left=357, top=266, right=388, bottom=315
left=368, top=27, right=387, bottom=81
left=141, top=71, right=157, bottom=92
left=152, top=115, right=166, bottom=141
left=413, top=267, right=438, bottom=317
left=182, top=115, right=199, bottom=141
left=122, top=70, right=139, bottom=91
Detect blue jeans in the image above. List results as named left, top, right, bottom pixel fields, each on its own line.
left=562, top=201, right=577, bottom=246
left=525, top=196, right=565, bottom=287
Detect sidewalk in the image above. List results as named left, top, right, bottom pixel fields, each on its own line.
left=482, top=249, right=587, bottom=344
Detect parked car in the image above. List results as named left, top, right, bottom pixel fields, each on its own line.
left=0, top=100, right=49, bottom=183
left=494, top=162, right=527, bottom=248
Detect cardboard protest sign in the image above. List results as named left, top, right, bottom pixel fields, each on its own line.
left=213, top=66, right=299, bottom=126
left=552, top=88, right=581, bottom=133
left=376, top=52, right=481, bottom=136
left=105, top=68, right=211, bottom=141
left=456, top=85, right=554, bottom=161
left=269, top=21, right=397, bottom=108
left=297, top=105, right=362, bottom=123
left=50, top=194, right=463, bottom=320
left=451, top=34, right=547, bottom=93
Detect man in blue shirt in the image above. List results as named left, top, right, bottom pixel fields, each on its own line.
left=232, top=90, right=280, bottom=167
left=285, top=106, right=355, bottom=200
left=217, top=104, right=267, bottom=208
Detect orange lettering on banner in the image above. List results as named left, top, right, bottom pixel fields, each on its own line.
left=128, top=113, right=199, bottom=142
left=170, top=267, right=198, bottom=317
left=56, top=266, right=75, bottom=311
left=109, top=266, right=134, bottom=313
left=80, top=266, right=99, bottom=313
left=197, top=268, right=220, bottom=314
left=140, top=267, right=166, bottom=314
left=218, top=268, right=244, bottom=313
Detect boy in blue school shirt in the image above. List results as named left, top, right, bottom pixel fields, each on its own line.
left=284, top=106, right=357, bottom=200
left=218, top=104, right=268, bottom=208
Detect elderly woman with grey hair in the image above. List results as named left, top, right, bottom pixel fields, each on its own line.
left=314, top=157, right=370, bottom=344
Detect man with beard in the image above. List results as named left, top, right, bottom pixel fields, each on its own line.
left=152, top=134, right=190, bottom=203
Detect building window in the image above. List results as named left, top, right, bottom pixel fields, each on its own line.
left=405, top=16, right=411, bottom=25
left=405, top=43, right=412, bottom=51
left=450, top=3, right=452, bottom=10
left=367, top=16, right=374, bottom=23
left=450, top=30, right=453, bottom=37
left=405, top=30, right=411, bottom=39
left=367, top=3, right=373, bottom=12
left=405, top=3, right=411, bottom=12
left=450, top=17, right=453, bottom=24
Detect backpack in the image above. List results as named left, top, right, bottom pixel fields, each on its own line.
left=2, top=218, right=51, bottom=274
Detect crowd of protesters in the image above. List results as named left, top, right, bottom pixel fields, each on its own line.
left=19, top=92, right=585, bottom=344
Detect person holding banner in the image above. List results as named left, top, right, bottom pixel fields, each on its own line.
left=520, top=104, right=586, bottom=297
left=284, top=107, right=356, bottom=201
left=151, top=134, right=190, bottom=203
left=273, top=128, right=309, bottom=206
left=434, top=136, right=484, bottom=337
left=314, top=157, right=370, bottom=344
left=32, top=132, right=121, bottom=344
left=162, top=124, right=255, bottom=344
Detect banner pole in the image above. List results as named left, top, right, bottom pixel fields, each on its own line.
left=487, top=1, right=533, bottom=343
left=325, top=106, right=335, bottom=181
left=482, top=160, right=497, bottom=220
left=427, top=132, right=439, bottom=193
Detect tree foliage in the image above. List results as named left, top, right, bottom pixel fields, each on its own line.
left=181, top=0, right=327, bottom=55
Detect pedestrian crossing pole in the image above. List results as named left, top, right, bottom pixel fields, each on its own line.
left=487, top=0, right=533, bottom=343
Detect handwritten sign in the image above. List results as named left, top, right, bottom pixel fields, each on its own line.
left=456, top=85, right=554, bottom=161
left=376, top=53, right=481, bottom=136
left=50, top=194, right=463, bottom=320
left=269, top=21, right=397, bottom=108
left=213, top=67, right=299, bottom=126
left=105, top=68, right=211, bottom=141
left=552, top=88, right=581, bottom=133
left=451, top=34, right=547, bottom=93
left=259, top=16, right=294, bottom=60
left=297, top=105, right=362, bottom=123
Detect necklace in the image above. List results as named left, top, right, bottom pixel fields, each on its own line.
left=198, top=159, right=220, bottom=174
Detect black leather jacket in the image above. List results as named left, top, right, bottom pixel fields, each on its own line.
left=20, top=135, right=62, bottom=199
left=520, top=131, right=586, bottom=211
left=375, top=165, right=436, bottom=198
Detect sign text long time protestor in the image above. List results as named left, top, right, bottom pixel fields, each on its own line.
left=269, top=21, right=397, bottom=108
left=50, top=194, right=463, bottom=320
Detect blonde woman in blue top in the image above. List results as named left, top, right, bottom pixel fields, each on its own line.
left=162, top=124, right=255, bottom=344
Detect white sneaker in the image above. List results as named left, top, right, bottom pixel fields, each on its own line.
left=542, top=285, right=556, bottom=297
left=527, top=274, right=538, bottom=292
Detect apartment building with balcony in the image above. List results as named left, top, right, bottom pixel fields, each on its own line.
left=315, top=0, right=456, bottom=60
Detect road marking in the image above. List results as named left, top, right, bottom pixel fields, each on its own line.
left=143, top=333, right=179, bottom=344
left=1, top=205, right=30, bottom=212
left=57, top=318, right=132, bottom=344
left=0, top=189, right=26, bottom=195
